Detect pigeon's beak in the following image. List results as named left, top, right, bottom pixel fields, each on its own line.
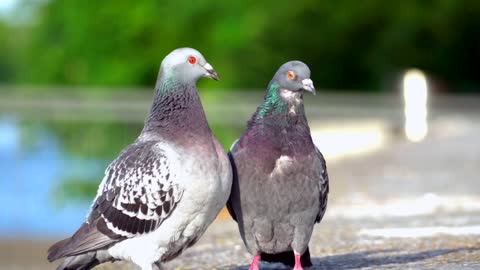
left=301, top=78, right=316, bottom=95
left=203, top=63, right=220, bottom=81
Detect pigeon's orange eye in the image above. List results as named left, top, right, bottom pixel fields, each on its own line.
left=287, top=71, right=295, bottom=80
left=188, top=56, right=197, bottom=64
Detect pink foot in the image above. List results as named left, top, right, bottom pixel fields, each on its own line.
left=249, top=254, right=260, bottom=270
left=293, top=254, right=304, bottom=270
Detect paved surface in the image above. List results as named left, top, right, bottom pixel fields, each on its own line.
left=2, top=115, right=480, bottom=269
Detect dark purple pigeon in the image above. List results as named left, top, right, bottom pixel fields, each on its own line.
left=227, top=61, right=329, bottom=270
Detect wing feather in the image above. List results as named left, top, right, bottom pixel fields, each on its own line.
left=226, top=139, right=239, bottom=222
left=314, top=147, right=329, bottom=223
left=48, top=141, right=184, bottom=261
left=89, top=141, right=183, bottom=237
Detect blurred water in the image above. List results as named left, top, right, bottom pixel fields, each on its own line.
left=0, top=117, right=114, bottom=237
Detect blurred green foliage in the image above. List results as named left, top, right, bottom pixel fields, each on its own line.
left=1, top=0, right=480, bottom=90
left=49, top=121, right=141, bottom=159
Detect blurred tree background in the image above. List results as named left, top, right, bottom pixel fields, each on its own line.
left=0, top=0, right=479, bottom=91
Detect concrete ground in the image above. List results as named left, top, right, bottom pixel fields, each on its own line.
left=2, top=115, right=480, bottom=270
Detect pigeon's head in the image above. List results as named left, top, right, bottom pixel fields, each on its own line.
left=160, top=47, right=219, bottom=83
left=272, top=61, right=315, bottom=95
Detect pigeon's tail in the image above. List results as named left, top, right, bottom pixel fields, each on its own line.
left=260, top=247, right=312, bottom=267
left=55, top=252, right=107, bottom=270
left=48, top=222, right=117, bottom=263
left=48, top=237, right=72, bottom=262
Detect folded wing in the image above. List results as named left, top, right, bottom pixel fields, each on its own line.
left=48, top=141, right=183, bottom=261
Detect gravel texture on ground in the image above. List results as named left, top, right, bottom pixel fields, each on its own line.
left=3, top=217, right=479, bottom=270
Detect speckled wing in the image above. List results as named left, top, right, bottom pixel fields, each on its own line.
left=89, top=141, right=184, bottom=237
left=314, top=146, right=329, bottom=223
left=48, top=141, right=184, bottom=260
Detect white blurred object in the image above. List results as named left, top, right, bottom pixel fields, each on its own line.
left=311, top=120, right=386, bottom=161
left=403, top=69, right=428, bottom=142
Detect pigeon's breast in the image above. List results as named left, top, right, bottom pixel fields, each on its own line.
left=234, top=151, right=320, bottom=254
left=158, top=139, right=231, bottom=259
left=179, top=140, right=231, bottom=211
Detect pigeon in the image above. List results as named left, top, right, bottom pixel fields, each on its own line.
left=227, top=61, right=329, bottom=270
left=47, top=48, right=232, bottom=270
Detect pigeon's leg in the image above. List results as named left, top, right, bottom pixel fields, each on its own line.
left=249, top=254, right=260, bottom=270
left=293, top=252, right=304, bottom=270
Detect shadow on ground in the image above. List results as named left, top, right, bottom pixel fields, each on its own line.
left=226, top=248, right=477, bottom=270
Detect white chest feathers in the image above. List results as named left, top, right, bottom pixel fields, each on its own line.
left=271, top=155, right=295, bottom=177
left=280, top=89, right=302, bottom=116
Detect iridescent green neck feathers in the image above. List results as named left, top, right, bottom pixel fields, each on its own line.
left=257, top=83, right=288, bottom=119
left=256, top=83, right=304, bottom=120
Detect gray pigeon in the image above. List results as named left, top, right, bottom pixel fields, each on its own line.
left=227, top=61, right=329, bottom=270
left=47, top=48, right=232, bottom=270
